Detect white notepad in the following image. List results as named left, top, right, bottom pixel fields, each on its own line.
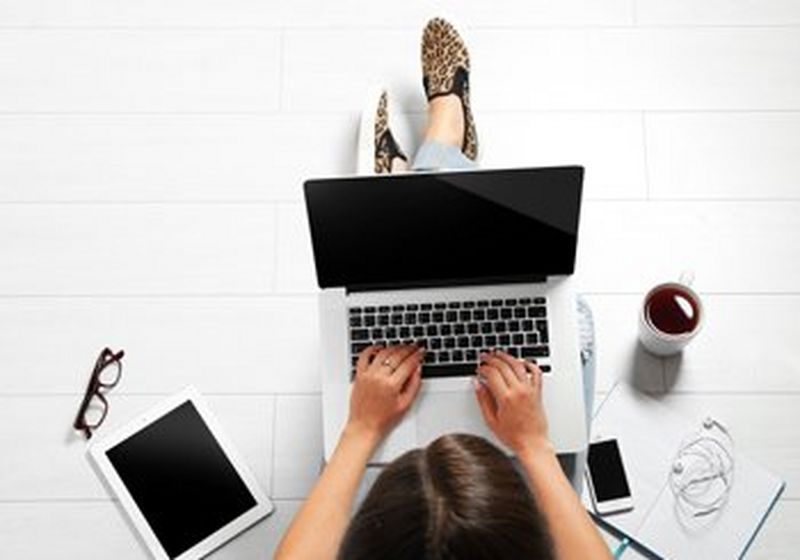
left=582, top=384, right=785, bottom=559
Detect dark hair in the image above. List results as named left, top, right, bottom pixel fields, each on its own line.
left=338, top=434, right=555, bottom=560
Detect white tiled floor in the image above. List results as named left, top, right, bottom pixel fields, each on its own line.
left=1, top=1, right=799, bottom=558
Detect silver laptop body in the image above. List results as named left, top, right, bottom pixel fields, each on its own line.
left=305, top=167, right=588, bottom=463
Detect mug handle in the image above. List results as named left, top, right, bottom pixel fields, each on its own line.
left=679, top=270, right=695, bottom=287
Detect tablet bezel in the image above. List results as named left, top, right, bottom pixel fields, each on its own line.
left=89, top=386, right=273, bottom=560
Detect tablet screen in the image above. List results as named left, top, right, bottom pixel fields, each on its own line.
left=106, top=400, right=257, bottom=559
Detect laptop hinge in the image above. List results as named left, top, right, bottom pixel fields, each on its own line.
left=345, top=274, right=548, bottom=294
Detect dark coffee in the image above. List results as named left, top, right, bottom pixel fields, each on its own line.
left=645, top=286, right=699, bottom=335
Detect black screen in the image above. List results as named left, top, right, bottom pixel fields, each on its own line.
left=304, top=167, right=583, bottom=289
left=106, top=401, right=257, bottom=559
left=587, top=439, right=632, bottom=502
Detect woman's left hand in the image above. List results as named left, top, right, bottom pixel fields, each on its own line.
left=346, top=345, right=425, bottom=446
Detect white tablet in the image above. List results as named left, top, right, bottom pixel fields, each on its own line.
left=89, top=387, right=273, bottom=560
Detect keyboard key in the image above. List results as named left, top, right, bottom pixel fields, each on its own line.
left=448, top=301, right=461, bottom=309
left=426, top=325, right=438, bottom=337
left=430, top=338, right=442, bottom=350
left=485, top=335, right=497, bottom=347
left=453, top=323, right=465, bottom=335
left=441, top=324, right=452, bottom=336
left=477, top=300, right=490, bottom=308
left=392, top=305, right=405, bottom=312
left=526, top=333, right=539, bottom=345
left=419, top=312, right=431, bottom=324
left=491, top=299, right=503, bottom=307
left=504, top=298, right=518, bottom=306
left=471, top=335, right=484, bottom=347
left=378, top=314, right=389, bottom=326
left=499, top=334, right=510, bottom=346
left=405, top=313, right=416, bottom=324
left=389, top=339, right=400, bottom=345
left=351, top=329, right=369, bottom=341
left=481, top=322, right=493, bottom=334
left=473, top=309, right=486, bottom=321
left=522, top=346, right=550, bottom=358
left=432, top=311, right=444, bottom=322
left=424, top=352, right=436, bottom=364
left=385, top=327, right=397, bottom=338
left=446, top=310, right=458, bottom=322
left=540, top=364, right=551, bottom=373
left=500, top=308, right=512, bottom=319
left=494, top=322, right=507, bottom=333
left=458, top=336, right=470, bottom=348
left=399, top=327, right=410, bottom=338
left=444, top=337, right=456, bottom=349
left=466, top=349, right=478, bottom=361
left=452, top=349, right=464, bottom=362
left=528, top=306, right=546, bottom=318
left=415, top=338, right=427, bottom=348
left=407, top=304, right=419, bottom=311
left=421, top=303, right=433, bottom=311
left=536, top=320, right=548, bottom=331
left=460, top=310, right=471, bottom=322
left=349, top=316, right=362, bottom=327
left=467, top=323, right=479, bottom=334
left=512, top=333, right=524, bottom=345
left=514, top=307, right=526, bottom=318
left=349, top=307, right=362, bottom=315
left=413, top=326, right=425, bottom=337
left=375, top=339, right=387, bottom=347
left=434, top=303, right=446, bottom=309
left=378, top=305, right=390, bottom=313
left=364, top=315, right=376, bottom=327
left=438, top=351, right=451, bottom=363
left=463, top=301, right=475, bottom=309
left=522, top=319, right=534, bottom=331
left=351, top=342, right=369, bottom=354
left=534, top=297, right=546, bottom=305
left=402, top=339, right=414, bottom=345
left=372, top=327, right=384, bottom=338
left=391, top=313, right=403, bottom=325
left=508, top=347, right=519, bottom=358
left=487, top=309, right=499, bottom=320
left=519, top=298, right=532, bottom=305
left=422, top=363, right=476, bottom=378
left=508, top=320, right=520, bottom=332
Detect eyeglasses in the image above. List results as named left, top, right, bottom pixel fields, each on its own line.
left=73, top=347, right=125, bottom=439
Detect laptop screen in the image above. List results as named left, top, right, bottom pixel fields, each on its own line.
left=304, top=166, right=583, bottom=289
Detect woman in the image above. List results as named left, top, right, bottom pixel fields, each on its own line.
left=277, top=18, right=610, bottom=560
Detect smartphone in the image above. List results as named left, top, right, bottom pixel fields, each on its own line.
left=585, top=438, right=634, bottom=515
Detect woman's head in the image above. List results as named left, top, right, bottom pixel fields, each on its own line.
left=338, top=433, right=555, bottom=560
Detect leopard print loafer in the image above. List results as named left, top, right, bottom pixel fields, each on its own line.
left=374, top=90, right=408, bottom=174
left=421, top=17, right=478, bottom=161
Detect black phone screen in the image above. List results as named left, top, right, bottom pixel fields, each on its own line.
left=587, top=439, right=632, bottom=502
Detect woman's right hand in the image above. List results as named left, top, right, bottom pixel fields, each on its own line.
left=474, top=350, right=553, bottom=458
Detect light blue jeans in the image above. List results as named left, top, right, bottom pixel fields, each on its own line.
left=412, top=139, right=597, bottom=446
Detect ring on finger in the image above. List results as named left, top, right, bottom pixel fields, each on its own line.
left=381, top=359, right=396, bottom=371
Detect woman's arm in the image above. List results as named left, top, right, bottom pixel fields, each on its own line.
left=475, top=351, right=611, bottom=560
left=275, top=345, right=424, bottom=560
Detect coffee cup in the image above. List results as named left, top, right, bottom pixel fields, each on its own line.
left=638, top=272, right=703, bottom=357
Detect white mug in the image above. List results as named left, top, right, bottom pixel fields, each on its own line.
left=638, top=272, right=703, bottom=357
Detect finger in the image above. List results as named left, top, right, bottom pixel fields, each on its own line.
left=482, top=354, right=520, bottom=389
left=356, top=345, right=381, bottom=375
left=493, top=350, right=528, bottom=383
left=474, top=378, right=498, bottom=429
left=398, top=365, right=423, bottom=409
left=370, top=346, right=399, bottom=373
left=391, top=347, right=425, bottom=387
left=476, top=364, right=509, bottom=400
left=523, top=360, right=543, bottom=391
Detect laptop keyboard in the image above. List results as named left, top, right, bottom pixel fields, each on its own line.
left=348, top=297, right=552, bottom=379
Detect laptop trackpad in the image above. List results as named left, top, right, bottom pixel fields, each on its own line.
left=415, top=390, right=504, bottom=450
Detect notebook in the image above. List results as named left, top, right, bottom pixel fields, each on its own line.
left=582, top=384, right=785, bottom=559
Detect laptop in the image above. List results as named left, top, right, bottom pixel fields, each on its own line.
left=304, top=166, right=587, bottom=463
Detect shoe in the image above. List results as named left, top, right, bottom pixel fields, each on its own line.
left=357, top=87, right=408, bottom=175
left=421, top=17, right=478, bottom=161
